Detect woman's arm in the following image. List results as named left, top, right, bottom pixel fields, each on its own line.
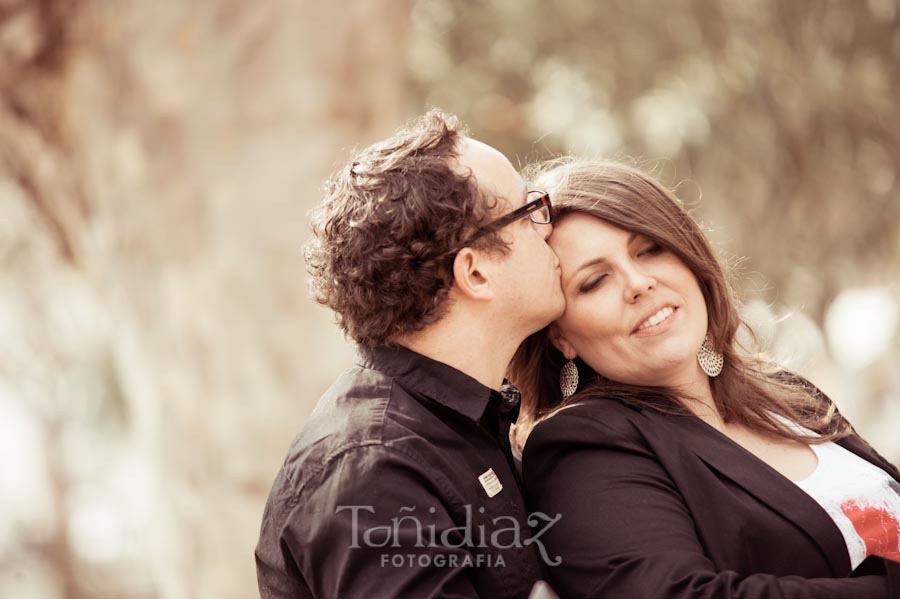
left=522, top=407, right=894, bottom=599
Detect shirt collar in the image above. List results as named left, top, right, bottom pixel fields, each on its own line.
left=357, top=345, right=517, bottom=423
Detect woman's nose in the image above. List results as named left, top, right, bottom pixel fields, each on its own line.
left=622, top=265, right=656, bottom=302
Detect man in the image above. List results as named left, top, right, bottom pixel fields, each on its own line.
left=256, top=110, right=565, bottom=598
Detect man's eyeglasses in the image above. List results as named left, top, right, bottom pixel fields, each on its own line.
left=458, top=190, right=553, bottom=248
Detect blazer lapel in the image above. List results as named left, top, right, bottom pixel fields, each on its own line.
left=645, top=410, right=852, bottom=575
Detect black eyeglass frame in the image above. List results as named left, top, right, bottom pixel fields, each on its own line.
left=455, top=190, right=553, bottom=250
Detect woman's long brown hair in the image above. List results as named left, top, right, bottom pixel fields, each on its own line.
left=509, top=159, right=850, bottom=450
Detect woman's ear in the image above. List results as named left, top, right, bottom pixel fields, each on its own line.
left=548, top=325, right=577, bottom=360
left=451, top=248, right=494, bottom=301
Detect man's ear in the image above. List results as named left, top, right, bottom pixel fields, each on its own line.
left=548, top=325, right=577, bottom=360
left=451, top=248, right=494, bottom=301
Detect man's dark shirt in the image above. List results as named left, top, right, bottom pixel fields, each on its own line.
left=255, top=345, right=549, bottom=598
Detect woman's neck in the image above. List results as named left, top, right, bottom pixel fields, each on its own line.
left=679, top=367, right=723, bottom=428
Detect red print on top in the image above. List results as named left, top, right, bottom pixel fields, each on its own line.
left=841, top=500, right=900, bottom=564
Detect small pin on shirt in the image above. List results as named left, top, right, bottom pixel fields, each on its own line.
left=479, top=468, right=503, bottom=497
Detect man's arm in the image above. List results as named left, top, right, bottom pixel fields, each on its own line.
left=259, top=444, right=481, bottom=599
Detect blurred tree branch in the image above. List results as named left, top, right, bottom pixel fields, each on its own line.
left=0, top=0, right=86, bottom=265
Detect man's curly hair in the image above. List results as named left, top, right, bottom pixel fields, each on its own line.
left=305, top=109, right=510, bottom=348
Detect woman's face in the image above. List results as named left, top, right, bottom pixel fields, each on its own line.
left=549, top=213, right=709, bottom=388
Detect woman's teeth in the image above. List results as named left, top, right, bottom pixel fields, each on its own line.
left=638, top=306, right=675, bottom=330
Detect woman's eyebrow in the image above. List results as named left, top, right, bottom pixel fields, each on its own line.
left=570, top=232, right=638, bottom=275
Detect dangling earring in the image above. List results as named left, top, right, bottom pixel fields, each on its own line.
left=697, top=335, right=724, bottom=377
left=560, top=359, right=579, bottom=399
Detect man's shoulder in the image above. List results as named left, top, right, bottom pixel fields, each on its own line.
left=276, top=364, right=434, bottom=494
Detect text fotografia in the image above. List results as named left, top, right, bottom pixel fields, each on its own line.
left=336, top=504, right=562, bottom=567
left=381, top=552, right=504, bottom=568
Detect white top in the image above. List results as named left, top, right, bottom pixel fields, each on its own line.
left=784, top=422, right=900, bottom=569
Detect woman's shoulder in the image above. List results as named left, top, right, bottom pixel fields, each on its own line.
left=520, top=396, right=669, bottom=487
left=770, top=369, right=830, bottom=396
left=523, top=396, right=649, bottom=454
left=545, top=394, right=641, bottom=423
left=769, top=369, right=848, bottom=423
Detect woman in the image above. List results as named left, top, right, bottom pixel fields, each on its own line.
left=510, top=159, right=900, bottom=598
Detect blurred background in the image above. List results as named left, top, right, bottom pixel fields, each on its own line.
left=1, top=0, right=898, bottom=596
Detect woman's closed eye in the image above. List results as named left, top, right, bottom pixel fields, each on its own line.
left=579, top=273, right=608, bottom=294
left=638, top=242, right=664, bottom=258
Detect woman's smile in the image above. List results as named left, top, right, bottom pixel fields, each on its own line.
left=632, top=305, right=678, bottom=336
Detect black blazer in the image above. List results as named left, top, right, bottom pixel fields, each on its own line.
left=522, top=396, right=900, bottom=599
